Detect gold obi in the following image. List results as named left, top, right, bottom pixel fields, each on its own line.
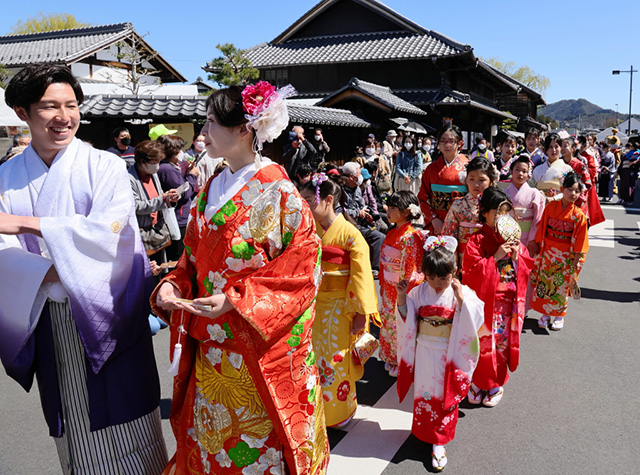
left=418, top=316, right=452, bottom=339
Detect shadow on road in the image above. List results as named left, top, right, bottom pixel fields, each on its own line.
left=580, top=287, right=639, bottom=303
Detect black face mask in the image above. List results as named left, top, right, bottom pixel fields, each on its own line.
left=120, top=137, right=131, bottom=146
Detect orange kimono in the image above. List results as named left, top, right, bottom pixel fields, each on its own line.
left=152, top=163, right=329, bottom=475
left=418, top=154, right=469, bottom=232
left=530, top=200, right=589, bottom=318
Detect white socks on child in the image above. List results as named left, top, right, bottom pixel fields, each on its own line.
left=433, top=444, right=446, bottom=458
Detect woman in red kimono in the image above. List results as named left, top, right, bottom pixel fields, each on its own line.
left=577, top=136, right=605, bottom=226
left=153, top=83, right=329, bottom=475
left=418, top=125, right=469, bottom=234
left=462, top=187, right=533, bottom=407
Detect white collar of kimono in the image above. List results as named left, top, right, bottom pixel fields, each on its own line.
left=204, top=156, right=273, bottom=222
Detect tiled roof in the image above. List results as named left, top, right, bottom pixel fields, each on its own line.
left=288, top=103, right=373, bottom=128
left=0, top=23, right=187, bottom=83
left=80, top=95, right=373, bottom=128
left=394, top=89, right=516, bottom=120
left=0, top=23, right=134, bottom=67
left=80, top=95, right=206, bottom=119
left=318, top=78, right=427, bottom=116
left=241, top=30, right=470, bottom=68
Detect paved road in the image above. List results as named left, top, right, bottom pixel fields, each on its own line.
left=1, top=204, right=639, bottom=474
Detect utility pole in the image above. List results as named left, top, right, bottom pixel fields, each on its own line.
left=612, top=66, right=637, bottom=135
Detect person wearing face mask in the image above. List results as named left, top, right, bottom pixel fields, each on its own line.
left=106, top=126, right=136, bottom=168
left=341, top=161, right=385, bottom=276
left=394, top=135, right=422, bottom=195
left=186, top=133, right=207, bottom=160
left=313, top=128, right=330, bottom=166
left=129, top=140, right=180, bottom=270
left=157, top=134, right=199, bottom=262
left=470, top=137, right=495, bottom=162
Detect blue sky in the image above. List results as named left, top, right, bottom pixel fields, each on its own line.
left=2, top=0, right=639, bottom=113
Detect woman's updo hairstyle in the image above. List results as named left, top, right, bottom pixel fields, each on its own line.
left=300, top=175, right=343, bottom=210
left=386, top=190, right=421, bottom=220
left=421, top=246, right=457, bottom=278
left=205, top=85, right=248, bottom=128
left=437, top=124, right=463, bottom=142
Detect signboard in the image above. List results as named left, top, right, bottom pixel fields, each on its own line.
left=148, top=122, right=195, bottom=149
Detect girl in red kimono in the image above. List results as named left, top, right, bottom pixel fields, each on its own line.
left=378, top=191, right=425, bottom=377
left=418, top=125, right=469, bottom=234
left=462, top=187, right=533, bottom=407
left=560, top=138, right=591, bottom=214
left=396, top=237, right=483, bottom=472
left=577, top=136, right=605, bottom=226
left=153, top=84, right=330, bottom=475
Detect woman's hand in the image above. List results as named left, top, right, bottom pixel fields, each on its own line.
left=451, top=278, right=464, bottom=307
left=396, top=279, right=409, bottom=306
left=156, top=282, right=184, bottom=311
left=404, top=175, right=411, bottom=184
left=187, top=294, right=233, bottom=319
left=510, top=241, right=520, bottom=261
left=351, top=313, right=366, bottom=335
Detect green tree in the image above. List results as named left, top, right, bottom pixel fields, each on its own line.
left=9, top=12, right=91, bottom=35
left=483, top=57, right=550, bottom=96
left=207, top=43, right=259, bottom=87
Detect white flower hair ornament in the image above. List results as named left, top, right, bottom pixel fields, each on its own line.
left=423, top=235, right=458, bottom=253
left=242, top=81, right=297, bottom=168
left=408, top=203, right=421, bottom=218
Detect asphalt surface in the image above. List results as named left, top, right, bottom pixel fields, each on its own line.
left=1, top=203, right=638, bottom=475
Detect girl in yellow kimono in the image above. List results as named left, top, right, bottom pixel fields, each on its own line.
left=300, top=174, right=380, bottom=427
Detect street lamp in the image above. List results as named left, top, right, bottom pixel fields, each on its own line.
left=612, top=66, right=637, bottom=135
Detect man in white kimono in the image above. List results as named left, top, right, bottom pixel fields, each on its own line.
left=0, top=65, right=167, bottom=473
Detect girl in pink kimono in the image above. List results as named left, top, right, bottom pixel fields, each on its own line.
left=504, top=155, right=545, bottom=252
left=396, top=236, right=483, bottom=472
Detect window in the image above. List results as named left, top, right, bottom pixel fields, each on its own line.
left=264, top=69, right=288, bottom=88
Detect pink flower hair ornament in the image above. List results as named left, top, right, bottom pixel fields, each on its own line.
left=241, top=81, right=297, bottom=167
left=423, top=235, right=458, bottom=253
left=311, top=173, right=328, bottom=204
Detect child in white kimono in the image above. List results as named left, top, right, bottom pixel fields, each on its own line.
left=396, top=236, right=483, bottom=472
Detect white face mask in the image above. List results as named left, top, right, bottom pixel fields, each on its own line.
left=314, top=135, right=322, bottom=142
left=143, top=162, right=159, bottom=174
left=405, top=142, right=413, bottom=150
left=177, top=151, right=186, bottom=162
left=194, top=141, right=205, bottom=152
left=356, top=174, right=364, bottom=186
left=365, top=147, right=375, bottom=156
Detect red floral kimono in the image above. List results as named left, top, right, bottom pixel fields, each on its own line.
left=152, top=163, right=329, bottom=475
left=418, top=155, right=469, bottom=232
left=378, top=221, right=425, bottom=367
left=462, top=224, right=533, bottom=390
left=580, top=152, right=605, bottom=226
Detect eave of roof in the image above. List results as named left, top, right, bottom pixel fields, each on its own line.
left=0, top=22, right=187, bottom=83
left=234, top=30, right=471, bottom=70
left=477, top=60, right=546, bottom=105
left=79, top=94, right=373, bottom=128
left=318, top=77, right=426, bottom=115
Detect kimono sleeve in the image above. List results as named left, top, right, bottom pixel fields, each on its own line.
left=225, top=187, right=322, bottom=343
left=462, top=232, right=497, bottom=325
left=418, top=168, right=438, bottom=226
left=346, top=227, right=380, bottom=326
left=400, top=230, right=425, bottom=290
left=441, top=202, right=460, bottom=240
left=529, top=189, right=546, bottom=240
left=571, top=210, right=589, bottom=255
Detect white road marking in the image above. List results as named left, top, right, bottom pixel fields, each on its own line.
left=600, top=204, right=640, bottom=212
left=588, top=219, right=615, bottom=248
left=328, top=382, right=413, bottom=475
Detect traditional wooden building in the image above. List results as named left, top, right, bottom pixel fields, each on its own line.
left=213, top=0, right=545, bottom=141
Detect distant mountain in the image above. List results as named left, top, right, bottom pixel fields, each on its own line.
left=539, top=99, right=636, bottom=129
